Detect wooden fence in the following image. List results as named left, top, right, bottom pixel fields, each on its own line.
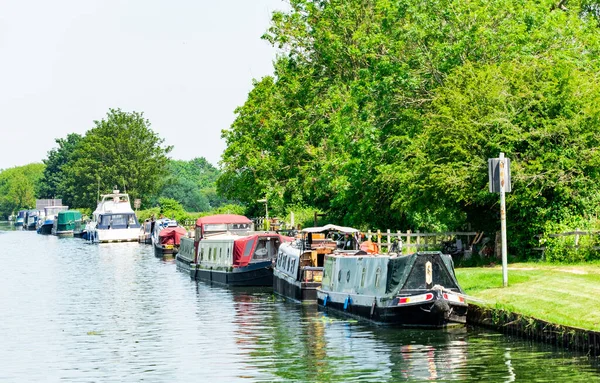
left=534, top=230, right=600, bottom=259
left=363, top=230, right=479, bottom=254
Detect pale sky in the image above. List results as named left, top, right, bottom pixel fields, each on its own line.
left=0, top=0, right=288, bottom=170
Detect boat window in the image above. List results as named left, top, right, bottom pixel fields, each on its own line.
left=375, top=267, right=381, bottom=288
left=291, top=259, right=296, bottom=272
left=287, top=257, right=291, bottom=271
left=200, top=248, right=204, bottom=260
left=361, top=268, right=366, bottom=287
left=346, top=270, right=351, bottom=283
left=338, top=270, right=342, bottom=282
left=227, top=247, right=230, bottom=260
left=208, top=248, right=212, bottom=261
left=244, top=239, right=255, bottom=257
left=254, top=239, right=269, bottom=260
left=219, top=247, right=222, bottom=260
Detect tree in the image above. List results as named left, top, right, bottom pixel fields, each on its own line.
left=0, top=163, right=45, bottom=218
left=60, top=109, right=172, bottom=209
left=158, top=157, right=225, bottom=212
left=219, top=0, right=600, bottom=256
left=37, top=133, right=83, bottom=199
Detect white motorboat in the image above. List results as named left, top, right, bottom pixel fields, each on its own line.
left=86, top=189, right=141, bottom=243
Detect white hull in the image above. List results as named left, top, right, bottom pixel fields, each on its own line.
left=92, top=228, right=140, bottom=243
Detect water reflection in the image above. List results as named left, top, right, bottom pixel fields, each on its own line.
left=0, top=228, right=599, bottom=382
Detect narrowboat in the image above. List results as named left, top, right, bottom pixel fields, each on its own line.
left=86, top=190, right=141, bottom=243
left=138, top=219, right=153, bottom=244
left=191, top=232, right=291, bottom=286
left=37, top=205, right=69, bottom=234
left=15, top=210, right=26, bottom=227
left=317, top=251, right=468, bottom=327
left=53, top=210, right=83, bottom=237
left=176, top=214, right=253, bottom=274
left=152, top=218, right=187, bottom=256
left=274, top=224, right=361, bottom=302
left=24, top=210, right=40, bottom=231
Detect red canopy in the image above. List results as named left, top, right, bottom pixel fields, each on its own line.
left=195, top=214, right=252, bottom=227
left=232, top=233, right=294, bottom=267
left=159, top=226, right=188, bottom=245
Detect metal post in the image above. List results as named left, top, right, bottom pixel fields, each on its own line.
left=500, top=152, right=508, bottom=287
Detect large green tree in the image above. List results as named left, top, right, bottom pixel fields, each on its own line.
left=158, top=157, right=225, bottom=212
left=60, top=109, right=172, bottom=209
left=219, top=0, right=600, bottom=256
left=0, top=163, right=45, bottom=218
left=37, top=133, right=83, bottom=200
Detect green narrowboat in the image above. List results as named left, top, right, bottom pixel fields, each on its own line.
left=54, top=210, right=83, bottom=237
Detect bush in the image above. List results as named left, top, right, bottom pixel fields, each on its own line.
left=539, top=218, right=600, bottom=263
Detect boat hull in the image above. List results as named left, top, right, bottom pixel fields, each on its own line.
left=90, top=228, right=140, bottom=243
left=38, top=223, right=53, bottom=235
left=154, top=243, right=178, bottom=257
left=192, top=261, right=273, bottom=287
left=317, top=290, right=467, bottom=327
left=273, top=271, right=320, bottom=302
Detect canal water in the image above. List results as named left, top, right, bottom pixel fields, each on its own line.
left=1, top=225, right=599, bottom=382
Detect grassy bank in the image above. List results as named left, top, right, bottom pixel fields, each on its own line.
left=455, top=263, right=600, bottom=331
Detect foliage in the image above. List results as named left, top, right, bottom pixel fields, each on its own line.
left=0, top=164, right=45, bottom=219
left=157, top=158, right=223, bottom=212
left=37, top=133, right=83, bottom=199
left=539, top=218, right=600, bottom=262
left=219, top=0, right=600, bottom=259
left=59, top=109, right=172, bottom=210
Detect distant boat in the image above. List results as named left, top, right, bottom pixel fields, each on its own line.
left=152, top=218, right=188, bottom=256
left=274, top=224, right=361, bottom=302
left=138, top=219, right=153, bottom=244
left=14, top=210, right=26, bottom=227
left=86, top=190, right=141, bottom=243
left=37, top=206, right=69, bottom=234
left=317, top=251, right=468, bottom=327
left=24, top=210, right=41, bottom=231
left=53, top=210, right=83, bottom=237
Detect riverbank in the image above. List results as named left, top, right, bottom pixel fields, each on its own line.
left=456, top=264, right=600, bottom=354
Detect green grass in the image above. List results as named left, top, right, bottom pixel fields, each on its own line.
left=455, top=263, right=600, bottom=331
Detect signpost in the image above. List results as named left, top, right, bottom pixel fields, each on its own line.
left=489, top=153, right=511, bottom=287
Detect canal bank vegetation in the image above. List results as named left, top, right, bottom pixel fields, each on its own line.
left=456, top=264, right=600, bottom=331
left=219, top=0, right=600, bottom=260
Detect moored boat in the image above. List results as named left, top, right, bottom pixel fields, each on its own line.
left=37, top=206, right=69, bottom=234
left=176, top=214, right=254, bottom=274
left=191, top=232, right=291, bottom=286
left=53, top=210, right=83, bottom=237
left=274, top=224, right=361, bottom=302
left=138, top=219, right=153, bottom=244
left=317, top=251, right=468, bottom=327
left=86, top=190, right=141, bottom=243
left=15, top=210, right=26, bottom=227
left=24, top=210, right=40, bottom=231
left=152, top=218, right=187, bottom=256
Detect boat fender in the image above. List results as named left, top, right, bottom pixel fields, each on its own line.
left=343, top=296, right=352, bottom=311
left=323, top=295, right=328, bottom=307
left=431, top=299, right=450, bottom=314
left=370, top=299, right=376, bottom=318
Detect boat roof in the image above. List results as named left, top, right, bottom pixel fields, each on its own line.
left=302, top=224, right=360, bottom=234
left=195, top=214, right=252, bottom=227
left=201, top=232, right=289, bottom=242
left=94, top=191, right=134, bottom=214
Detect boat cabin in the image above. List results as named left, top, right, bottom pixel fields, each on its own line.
left=198, top=233, right=282, bottom=268
left=194, top=214, right=253, bottom=241
left=96, top=213, right=139, bottom=229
